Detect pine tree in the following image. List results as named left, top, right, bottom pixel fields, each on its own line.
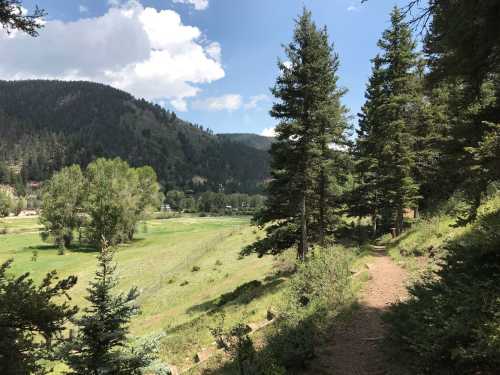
left=0, top=0, right=46, bottom=36
left=64, top=242, right=146, bottom=375
left=248, top=9, right=348, bottom=258
left=354, top=7, right=422, bottom=235
left=352, top=57, right=386, bottom=234
left=0, top=260, right=77, bottom=375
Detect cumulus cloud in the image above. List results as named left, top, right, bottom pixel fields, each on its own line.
left=173, top=0, right=209, bottom=11
left=205, top=42, right=221, bottom=62
left=243, top=94, right=269, bottom=110
left=261, top=127, right=276, bottom=137
left=0, top=0, right=224, bottom=106
left=192, top=94, right=242, bottom=111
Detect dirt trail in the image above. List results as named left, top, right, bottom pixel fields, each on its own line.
left=306, top=252, right=409, bottom=375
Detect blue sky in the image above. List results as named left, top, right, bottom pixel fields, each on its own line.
left=8, top=0, right=410, bottom=135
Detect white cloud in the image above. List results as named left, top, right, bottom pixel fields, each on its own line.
left=0, top=1, right=224, bottom=106
left=205, top=41, right=221, bottom=62
left=261, top=127, right=276, bottom=137
left=243, top=94, right=269, bottom=110
left=192, top=94, right=242, bottom=111
left=79, top=5, right=89, bottom=13
left=173, top=0, right=209, bottom=11
left=170, top=98, right=188, bottom=112
left=347, top=3, right=361, bottom=12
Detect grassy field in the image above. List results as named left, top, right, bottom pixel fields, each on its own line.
left=0, top=215, right=289, bottom=370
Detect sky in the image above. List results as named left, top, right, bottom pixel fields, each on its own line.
left=2, top=0, right=410, bottom=135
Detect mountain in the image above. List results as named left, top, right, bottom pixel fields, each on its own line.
left=218, top=133, right=274, bottom=151
left=0, top=80, right=270, bottom=193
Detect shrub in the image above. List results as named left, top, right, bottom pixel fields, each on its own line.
left=210, top=317, right=286, bottom=375
left=266, top=247, right=352, bottom=370
left=191, top=266, right=200, bottom=272
left=386, top=196, right=500, bottom=373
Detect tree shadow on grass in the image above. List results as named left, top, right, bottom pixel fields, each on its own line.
left=25, top=237, right=147, bottom=254
left=186, top=277, right=286, bottom=315
left=26, top=243, right=97, bottom=253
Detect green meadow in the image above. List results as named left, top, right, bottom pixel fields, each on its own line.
left=0, top=215, right=289, bottom=370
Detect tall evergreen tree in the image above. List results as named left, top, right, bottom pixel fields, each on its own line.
left=63, top=242, right=147, bottom=375
left=354, top=7, right=422, bottom=235
left=247, top=9, right=348, bottom=258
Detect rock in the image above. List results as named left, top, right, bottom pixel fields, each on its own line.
left=267, top=307, right=277, bottom=320
left=195, top=348, right=214, bottom=363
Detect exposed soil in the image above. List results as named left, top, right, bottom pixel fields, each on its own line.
left=306, top=252, right=409, bottom=375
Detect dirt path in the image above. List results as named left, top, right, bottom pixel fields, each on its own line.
left=306, top=252, right=409, bottom=375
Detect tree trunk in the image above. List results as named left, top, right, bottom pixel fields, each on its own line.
left=318, top=168, right=326, bottom=246
left=298, top=194, right=308, bottom=260
left=372, top=210, right=377, bottom=238
left=395, top=208, right=404, bottom=236
left=63, top=233, right=72, bottom=248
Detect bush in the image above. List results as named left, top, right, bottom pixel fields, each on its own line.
left=210, top=315, right=286, bottom=375
left=191, top=266, right=200, bottom=272
left=386, top=195, right=500, bottom=374
left=265, top=247, right=352, bottom=370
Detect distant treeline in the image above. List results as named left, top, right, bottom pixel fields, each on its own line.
left=164, top=190, right=266, bottom=215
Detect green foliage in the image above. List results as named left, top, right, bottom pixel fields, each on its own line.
left=256, top=8, right=349, bottom=258
left=265, top=247, right=352, bottom=370
left=63, top=242, right=154, bottom=375
left=126, top=334, right=172, bottom=375
left=163, top=190, right=266, bottom=215
left=210, top=315, right=286, bottom=375
left=0, top=190, right=12, bottom=217
left=353, top=7, right=423, bottom=235
left=39, top=165, right=85, bottom=247
left=0, top=259, right=77, bottom=375
left=39, top=158, right=162, bottom=247
left=0, top=80, right=270, bottom=193
left=386, top=194, right=500, bottom=373
left=218, top=133, right=275, bottom=151
left=0, top=0, right=46, bottom=37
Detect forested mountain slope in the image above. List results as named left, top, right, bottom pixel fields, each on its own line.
left=218, top=133, right=274, bottom=151
left=0, top=80, right=270, bottom=193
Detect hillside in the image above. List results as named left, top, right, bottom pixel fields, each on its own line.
left=218, top=133, right=274, bottom=151
left=0, top=80, right=270, bottom=193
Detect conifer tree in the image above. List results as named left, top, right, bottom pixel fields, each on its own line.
left=0, top=260, right=77, bottom=375
left=354, top=7, right=422, bottom=235
left=247, top=9, right=348, bottom=258
left=63, top=242, right=147, bottom=375
left=0, top=0, right=45, bottom=36
left=352, top=57, right=386, bottom=234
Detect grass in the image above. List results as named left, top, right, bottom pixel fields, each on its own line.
left=0, top=215, right=375, bottom=372
left=0, top=215, right=288, bottom=370
left=381, top=213, right=468, bottom=273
